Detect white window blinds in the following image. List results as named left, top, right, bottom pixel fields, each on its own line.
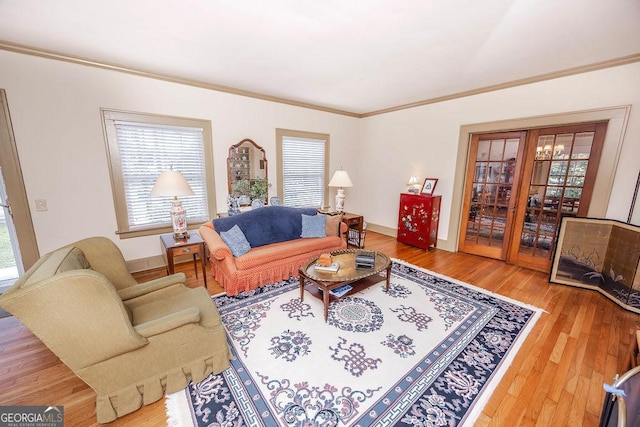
left=281, top=136, right=326, bottom=207
left=114, top=121, right=209, bottom=230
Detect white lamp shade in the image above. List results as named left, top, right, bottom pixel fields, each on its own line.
left=150, top=170, right=194, bottom=197
left=328, top=170, right=353, bottom=188
left=407, top=176, right=419, bottom=185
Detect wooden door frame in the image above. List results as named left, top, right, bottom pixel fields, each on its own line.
left=458, top=131, right=527, bottom=260
left=0, top=90, right=39, bottom=271
left=445, top=106, right=631, bottom=256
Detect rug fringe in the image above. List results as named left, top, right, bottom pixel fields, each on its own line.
left=211, top=290, right=227, bottom=298
left=165, top=389, right=193, bottom=427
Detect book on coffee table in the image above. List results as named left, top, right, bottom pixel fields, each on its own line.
left=356, top=250, right=375, bottom=263
left=329, top=284, right=352, bottom=297
left=314, top=262, right=340, bottom=273
left=356, top=250, right=375, bottom=269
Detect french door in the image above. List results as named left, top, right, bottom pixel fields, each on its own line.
left=459, top=122, right=607, bottom=272
left=459, top=132, right=527, bottom=260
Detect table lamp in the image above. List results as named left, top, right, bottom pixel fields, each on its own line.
left=407, top=176, right=420, bottom=193
left=150, top=167, right=194, bottom=238
left=328, top=170, right=353, bottom=213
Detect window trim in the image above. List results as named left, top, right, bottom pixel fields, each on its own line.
left=275, top=128, right=330, bottom=208
left=102, top=109, right=216, bottom=238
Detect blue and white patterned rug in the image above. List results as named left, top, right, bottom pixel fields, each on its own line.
left=166, top=259, right=542, bottom=427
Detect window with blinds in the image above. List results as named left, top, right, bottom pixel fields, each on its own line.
left=102, top=110, right=215, bottom=237
left=277, top=130, right=329, bottom=208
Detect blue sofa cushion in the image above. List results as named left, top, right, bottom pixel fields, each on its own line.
left=219, top=224, right=251, bottom=257
left=213, top=206, right=318, bottom=248
left=301, top=214, right=327, bottom=238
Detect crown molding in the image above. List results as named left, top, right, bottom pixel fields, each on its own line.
left=361, top=53, right=640, bottom=117
left=0, top=40, right=360, bottom=118
left=2, top=40, right=638, bottom=119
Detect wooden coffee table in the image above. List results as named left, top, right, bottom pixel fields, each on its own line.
left=299, top=249, right=391, bottom=321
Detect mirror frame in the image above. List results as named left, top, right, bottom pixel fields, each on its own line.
left=227, top=138, right=268, bottom=203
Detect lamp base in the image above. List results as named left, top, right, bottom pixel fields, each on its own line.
left=335, top=188, right=346, bottom=213
left=170, top=198, right=189, bottom=238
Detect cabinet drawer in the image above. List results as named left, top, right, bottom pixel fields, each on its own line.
left=171, top=245, right=201, bottom=256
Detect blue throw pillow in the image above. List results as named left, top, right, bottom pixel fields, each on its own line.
left=301, top=214, right=327, bottom=238
left=219, top=224, right=251, bottom=257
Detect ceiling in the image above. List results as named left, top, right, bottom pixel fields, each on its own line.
left=1, top=0, right=639, bottom=116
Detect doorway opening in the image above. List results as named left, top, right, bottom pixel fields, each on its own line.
left=0, top=89, right=39, bottom=294
left=0, top=167, right=21, bottom=291
left=459, top=122, right=607, bottom=272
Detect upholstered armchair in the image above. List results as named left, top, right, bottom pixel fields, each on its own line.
left=0, top=237, right=231, bottom=423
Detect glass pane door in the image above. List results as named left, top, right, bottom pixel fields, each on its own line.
left=461, top=123, right=606, bottom=272
left=519, top=131, right=596, bottom=259
left=459, top=132, right=526, bottom=260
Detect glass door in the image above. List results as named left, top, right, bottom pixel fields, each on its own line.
left=0, top=167, right=22, bottom=291
left=508, top=123, right=607, bottom=271
left=460, top=123, right=606, bottom=272
left=459, top=132, right=527, bottom=260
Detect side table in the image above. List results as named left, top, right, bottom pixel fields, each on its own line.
left=160, top=231, right=208, bottom=288
left=342, top=212, right=364, bottom=248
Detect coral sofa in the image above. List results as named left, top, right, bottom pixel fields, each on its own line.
left=200, top=206, right=347, bottom=295
left=0, top=237, right=231, bottom=423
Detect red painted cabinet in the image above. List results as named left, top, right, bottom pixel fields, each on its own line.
left=397, top=193, right=441, bottom=250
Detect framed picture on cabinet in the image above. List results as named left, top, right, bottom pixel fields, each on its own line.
left=421, top=178, right=438, bottom=195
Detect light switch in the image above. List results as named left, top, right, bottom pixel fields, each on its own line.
left=35, top=199, right=47, bottom=212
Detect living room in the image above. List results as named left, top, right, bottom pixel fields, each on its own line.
left=1, top=2, right=640, bottom=426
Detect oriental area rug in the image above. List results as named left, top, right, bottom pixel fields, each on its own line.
left=166, top=259, right=542, bottom=427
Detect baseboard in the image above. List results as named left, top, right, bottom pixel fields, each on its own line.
left=366, top=222, right=396, bottom=237
left=366, top=222, right=451, bottom=252
left=126, top=253, right=205, bottom=274
left=126, top=255, right=166, bottom=273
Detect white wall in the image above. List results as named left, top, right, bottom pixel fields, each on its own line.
left=1, top=49, right=639, bottom=262
left=0, top=51, right=360, bottom=260
left=359, top=62, right=640, bottom=246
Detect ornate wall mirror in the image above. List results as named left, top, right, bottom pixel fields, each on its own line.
left=227, top=139, right=268, bottom=204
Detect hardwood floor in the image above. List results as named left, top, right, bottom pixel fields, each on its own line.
left=0, top=231, right=638, bottom=426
